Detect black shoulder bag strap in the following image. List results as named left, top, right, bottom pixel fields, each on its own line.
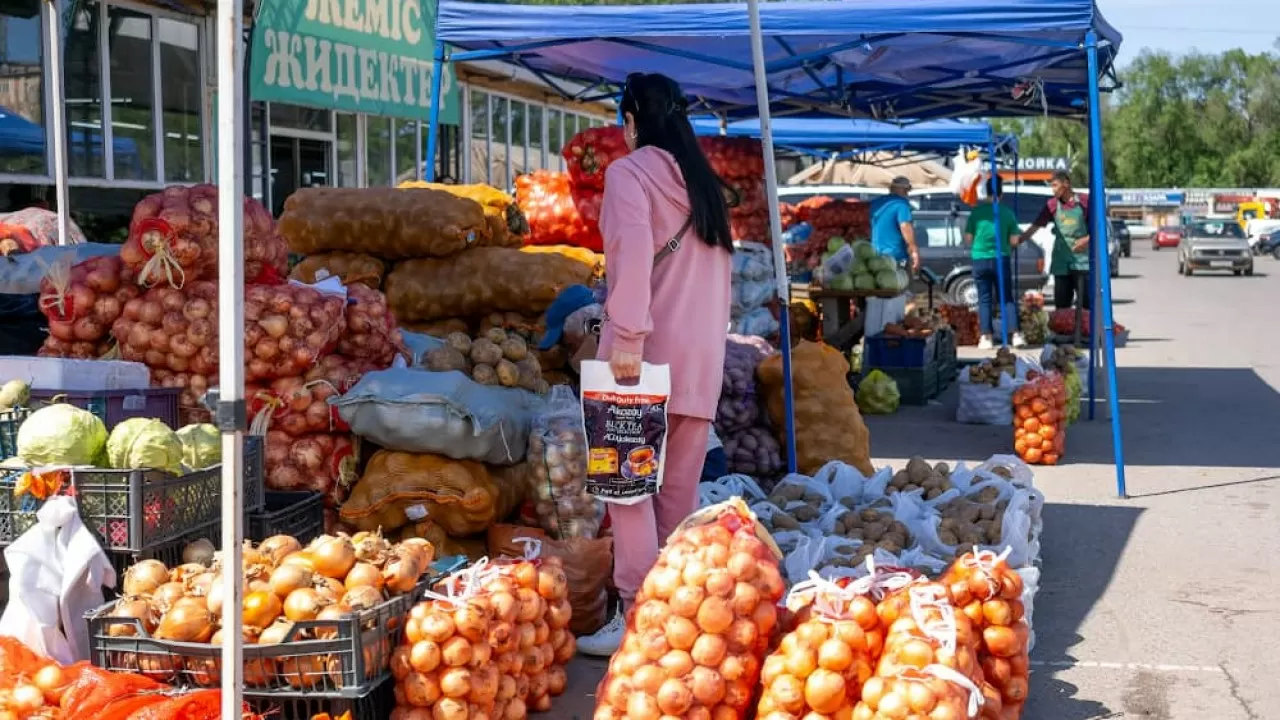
left=653, top=217, right=694, bottom=266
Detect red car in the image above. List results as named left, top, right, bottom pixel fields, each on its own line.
left=1152, top=225, right=1182, bottom=250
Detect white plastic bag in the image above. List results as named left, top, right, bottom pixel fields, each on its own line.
left=698, top=473, right=767, bottom=508
left=948, top=150, right=985, bottom=206
left=579, top=360, right=671, bottom=504
left=955, top=358, right=1038, bottom=425
left=0, top=496, right=114, bottom=664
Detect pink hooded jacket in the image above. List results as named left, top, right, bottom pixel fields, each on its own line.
left=596, top=146, right=731, bottom=420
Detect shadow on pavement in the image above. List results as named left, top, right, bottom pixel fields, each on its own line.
left=1026, top=502, right=1143, bottom=720
left=868, top=366, right=1280, bottom=470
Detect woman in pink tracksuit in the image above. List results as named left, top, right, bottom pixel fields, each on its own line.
left=577, top=73, right=732, bottom=655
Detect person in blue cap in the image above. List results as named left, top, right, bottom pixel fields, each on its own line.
left=537, top=284, right=603, bottom=374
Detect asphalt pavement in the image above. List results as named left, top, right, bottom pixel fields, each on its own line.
left=555, top=245, right=1280, bottom=719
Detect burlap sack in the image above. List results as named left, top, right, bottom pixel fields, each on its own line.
left=279, top=187, right=490, bottom=259
left=757, top=340, right=874, bottom=476
left=384, top=247, right=593, bottom=322
left=289, top=251, right=386, bottom=288
left=340, top=450, right=526, bottom=535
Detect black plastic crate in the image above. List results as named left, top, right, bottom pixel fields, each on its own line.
left=0, top=407, right=27, bottom=458
left=877, top=364, right=941, bottom=406
left=249, top=491, right=324, bottom=544
left=935, top=327, right=958, bottom=365
left=27, top=387, right=180, bottom=430
left=86, top=555, right=468, bottom=698
left=244, top=434, right=265, bottom=513
left=864, top=333, right=937, bottom=370
left=0, top=465, right=222, bottom=551
left=248, top=676, right=393, bottom=720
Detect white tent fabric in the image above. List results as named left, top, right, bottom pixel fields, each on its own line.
left=787, top=153, right=952, bottom=188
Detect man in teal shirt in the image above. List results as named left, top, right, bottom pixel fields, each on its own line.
left=869, top=176, right=920, bottom=271
left=964, top=175, right=1026, bottom=349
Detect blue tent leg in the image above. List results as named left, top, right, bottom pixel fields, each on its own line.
left=1086, top=31, right=1127, bottom=498
left=989, top=145, right=1008, bottom=346
left=424, top=41, right=446, bottom=182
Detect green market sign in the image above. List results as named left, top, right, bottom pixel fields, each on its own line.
left=249, top=0, right=459, bottom=123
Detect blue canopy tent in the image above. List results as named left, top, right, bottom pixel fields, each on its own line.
left=426, top=0, right=1128, bottom=495
left=689, top=116, right=1023, bottom=344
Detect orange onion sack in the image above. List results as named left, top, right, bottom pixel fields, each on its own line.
left=262, top=429, right=357, bottom=507
left=562, top=127, right=628, bottom=191
left=123, top=184, right=287, bottom=288
left=1012, top=372, right=1067, bottom=465
left=38, top=254, right=139, bottom=350
left=244, top=283, right=347, bottom=382
left=514, top=170, right=602, bottom=250
left=757, top=575, right=885, bottom=719
left=593, top=499, right=786, bottom=720
left=942, top=550, right=1030, bottom=719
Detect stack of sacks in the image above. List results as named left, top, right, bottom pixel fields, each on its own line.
left=730, top=241, right=778, bottom=337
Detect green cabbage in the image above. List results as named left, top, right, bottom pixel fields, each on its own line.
left=853, top=272, right=877, bottom=291
left=852, top=240, right=876, bottom=262
left=875, top=269, right=902, bottom=290
left=176, top=423, right=222, bottom=469
left=16, top=404, right=107, bottom=466
left=826, top=236, right=847, bottom=253
left=866, top=255, right=894, bottom=273
left=107, top=417, right=183, bottom=475
left=856, top=369, right=901, bottom=414
left=827, top=273, right=855, bottom=291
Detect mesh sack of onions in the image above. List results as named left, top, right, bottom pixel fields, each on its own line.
left=248, top=376, right=348, bottom=437
left=593, top=498, right=786, bottom=720
left=305, top=353, right=382, bottom=393
left=124, top=185, right=287, bottom=287
left=339, top=284, right=405, bottom=367
left=37, top=337, right=113, bottom=360
left=289, top=251, right=386, bottom=289
left=488, top=523, right=612, bottom=636
left=262, top=429, right=357, bottom=508
left=699, top=137, right=765, bottom=180
left=941, top=549, right=1030, bottom=717
left=854, top=582, right=993, bottom=720
left=153, top=369, right=214, bottom=424
left=562, top=126, right=628, bottom=191
left=384, top=247, right=593, bottom=323
left=114, top=281, right=219, bottom=376
left=244, top=283, right=347, bottom=382
left=38, top=254, right=139, bottom=348
left=515, top=170, right=603, bottom=250
left=757, top=574, right=884, bottom=719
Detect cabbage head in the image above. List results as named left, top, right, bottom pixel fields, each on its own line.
left=866, top=255, right=894, bottom=274
left=875, top=269, right=902, bottom=290
left=827, top=273, right=855, bottom=291
left=107, top=417, right=183, bottom=475
left=176, top=423, right=222, bottom=469
left=17, top=404, right=107, bottom=466
left=852, top=240, right=876, bottom=262
left=856, top=369, right=901, bottom=415
left=853, top=272, right=877, bottom=291
left=826, top=236, right=847, bottom=253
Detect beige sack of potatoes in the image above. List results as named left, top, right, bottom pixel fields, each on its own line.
left=289, top=251, right=386, bottom=289
left=385, top=247, right=593, bottom=322
left=279, top=187, right=490, bottom=259
left=757, top=340, right=874, bottom=476
left=400, top=181, right=526, bottom=247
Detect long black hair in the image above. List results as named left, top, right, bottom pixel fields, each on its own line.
left=622, top=73, right=733, bottom=252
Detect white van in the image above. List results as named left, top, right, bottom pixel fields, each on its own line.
left=776, top=185, right=889, bottom=204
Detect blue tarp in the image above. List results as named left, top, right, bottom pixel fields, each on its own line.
left=689, top=117, right=1004, bottom=151
left=437, top=0, right=1121, bottom=120
left=0, top=106, right=140, bottom=162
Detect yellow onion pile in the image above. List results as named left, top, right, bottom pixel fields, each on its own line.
left=391, top=556, right=574, bottom=720
left=593, top=499, right=786, bottom=720
left=98, top=531, right=435, bottom=690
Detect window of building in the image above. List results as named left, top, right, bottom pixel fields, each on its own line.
left=395, top=119, right=417, bottom=184
left=470, top=89, right=489, bottom=185
left=461, top=89, right=607, bottom=183
left=159, top=18, right=202, bottom=183
left=528, top=106, right=544, bottom=172
left=365, top=116, right=392, bottom=187
left=65, top=5, right=103, bottom=178
left=336, top=113, right=358, bottom=187
left=108, top=6, right=155, bottom=181
left=0, top=5, right=46, bottom=177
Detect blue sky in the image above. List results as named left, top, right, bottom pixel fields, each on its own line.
left=1102, top=0, right=1278, bottom=66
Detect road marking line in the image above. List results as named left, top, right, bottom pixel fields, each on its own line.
left=1031, top=660, right=1224, bottom=674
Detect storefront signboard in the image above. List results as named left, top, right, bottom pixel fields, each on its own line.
left=1106, top=190, right=1185, bottom=207
left=249, top=0, right=459, bottom=123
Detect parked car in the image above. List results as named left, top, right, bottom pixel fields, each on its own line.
left=1109, top=218, right=1131, bottom=257
left=1124, top=219, right=1157, bottom=241
left=909, top=210, right=1048, bottom=306
left=1252, top=230, right=1280, bottom=259
left=1151, top=225, right=1183, bottom=250
left=776, top=184, right=889, bottom=204
left=1178, top=219, right=1253, bottom=276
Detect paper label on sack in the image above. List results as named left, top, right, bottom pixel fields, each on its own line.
left=289, top=276, right=349, bottom=300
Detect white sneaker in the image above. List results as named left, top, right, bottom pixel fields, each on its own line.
left=977, top=335, right=994, bottom=350
left=1012, top=332, right=1028, bottom=349
left=577, top=606, right=625, bottom=657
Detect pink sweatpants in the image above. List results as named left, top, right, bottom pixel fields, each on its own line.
left=609, top=414, right=711, bottom=605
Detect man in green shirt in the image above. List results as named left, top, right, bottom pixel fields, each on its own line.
left=964, top=175, right=1026, bottom=349
left=1019, top=170, right=1091, bottom=310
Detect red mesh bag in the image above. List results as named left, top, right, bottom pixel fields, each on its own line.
left=562, top=126, right=628, bottom=190
left=515, top=170, right=602, bottom=250
left=39, top=255, right=139, bottom=347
